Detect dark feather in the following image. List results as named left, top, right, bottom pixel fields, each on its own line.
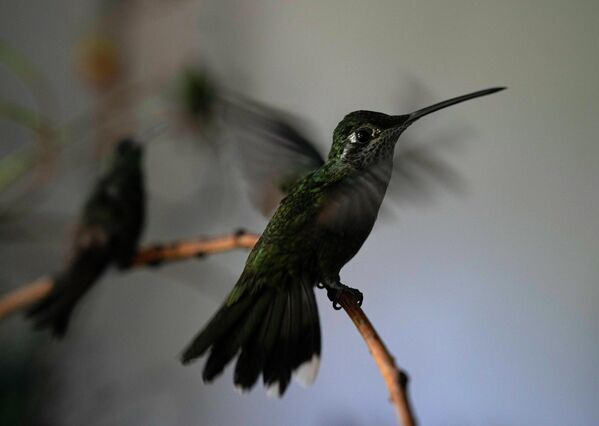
left=263, top=290, right=293, bottom=394
left=202, top=291, right=272, bottom=382
left=27, top=244, right=111, bottom=336
left=184, top=271, right=321, bottom=396
left=295, top=278, right=321, bottom=369
left=181, top=295, right=254, bottom=364
left=234, top=288, right=286, bottom=390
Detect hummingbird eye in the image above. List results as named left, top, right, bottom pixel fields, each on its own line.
left=354, top=128, right=372, bottom=143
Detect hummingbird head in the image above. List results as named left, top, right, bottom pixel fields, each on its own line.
left=179, top=67, right=217, bottom=119
left=109, top=138, right=143, bottom=171
left=329, top=87, right=506, bottom=169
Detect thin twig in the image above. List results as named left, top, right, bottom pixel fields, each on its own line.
left=0, top=231, right=260, bottom=320
left=131, top=229, right=259, bottom=266
left=0, top=230, right=416, bottom=426
left=0, top=277, right=53, bottom=320
left=339, top=293, right=417, bottom=426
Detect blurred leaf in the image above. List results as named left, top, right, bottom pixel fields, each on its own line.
left=0, top=42, right=62, bottom=194
left=0, top=146, right=35, bottom=193
left=0, top=100, right=64, bottom=192
left=0, top=100, right=51, bottom=134
left=0, top=40, right=47, bottom=91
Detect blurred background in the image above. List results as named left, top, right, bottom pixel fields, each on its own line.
left=1, top=0, right=598, bottom=425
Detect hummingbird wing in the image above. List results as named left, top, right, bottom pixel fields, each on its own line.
left=225, top=98, right=325, bottom=217
left=225, top=98, right=462, bottom=219
left=317, top=159, right=394, bottom=234
left=317, top=145, right=463, bottom=235
left=389, top=140, right=464, bottom=205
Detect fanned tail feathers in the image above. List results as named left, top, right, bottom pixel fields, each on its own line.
left=181, top=277, right=321, bottom=397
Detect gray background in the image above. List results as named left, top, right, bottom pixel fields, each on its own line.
left=1, top=1, right=598, bottom=425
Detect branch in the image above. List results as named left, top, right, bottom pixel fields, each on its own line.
left=339, top=292, right=417, bottom=426
left=0, top=230, right=416, bottom=426
left=0, top=230, right=260, bottom=320
left=0, top=277, right=53, bottom=320
left=131, top=229, right=259, bottom=267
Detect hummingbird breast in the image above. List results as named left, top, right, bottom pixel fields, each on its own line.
left=250, top=157, right=393, bottom=286
left=312, top=158, right=393, bottom=278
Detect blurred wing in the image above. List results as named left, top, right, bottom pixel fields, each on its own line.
left=318, top=140, right=463, bottom=232
left=389, top=142, right=464, bottom=204
left=317, top=159, right=393, bottom=233
left=225, top=98, right=325, bottom=217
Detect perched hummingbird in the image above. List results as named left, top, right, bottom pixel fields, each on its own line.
left=27, top=139, right=145, bottom=337
left=181, top=87, right=505, bottom=396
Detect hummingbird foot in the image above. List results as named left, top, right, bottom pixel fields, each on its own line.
left=321, top=280, right=363, bottom=310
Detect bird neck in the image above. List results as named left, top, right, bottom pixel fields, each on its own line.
left=311, top=159, right=355, bottom=187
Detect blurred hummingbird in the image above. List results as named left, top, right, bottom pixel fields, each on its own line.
left=27, top=139, right=145, bottom=337
left=181, top=87, right=505, bottom=396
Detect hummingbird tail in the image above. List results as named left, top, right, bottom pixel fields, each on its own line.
left=26, top=249, right=110, bottom=337
left=180, top=277, right=321, bottom=397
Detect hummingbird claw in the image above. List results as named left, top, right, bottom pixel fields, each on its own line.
left=326, top=288, right=343, bottom=310
left=350, top=288, right=364, bottom=307
left=316, top=282, right=325, bottom=289
left=324, top=282, right=363, bottom=310
left=355, top=292, right=363, bottom=307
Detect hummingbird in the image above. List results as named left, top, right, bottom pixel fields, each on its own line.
left=181, top=87, right=505, bottom=396
left=27, top=139, right=145, bottom=337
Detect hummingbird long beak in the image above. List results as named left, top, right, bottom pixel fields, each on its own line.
left=402, top=86, right=506, bottom=128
